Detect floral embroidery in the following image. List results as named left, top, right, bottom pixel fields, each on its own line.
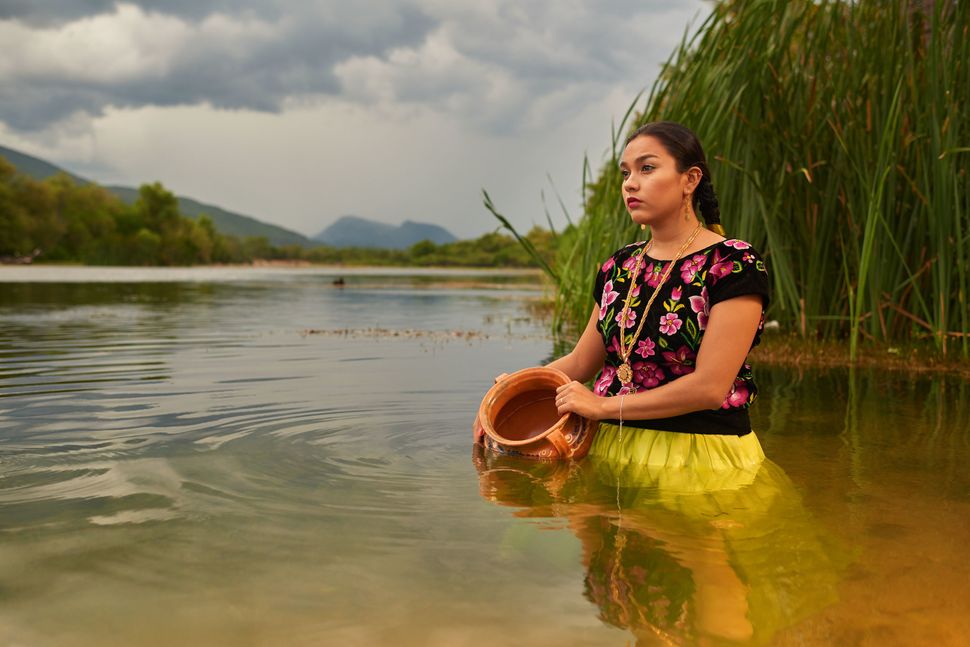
left=709, top=248, right=734, bottom=282
left=721, top=377, right=750, bottom=409
left=599, top=280, right=619, bottom=321
left=622, top=255, right=644, bottom=272
left=616, top=308, right=637, bottom=329
left=601, top=257, right=615, bottom=272
left=680, top=254, right=707, bottom=283
left=632, top=361, right=664, bottom=388
left=688, top=286, right=710, bottom=330
left=606, top=335, right=622, bottom=354
left=594, top=365, right=616, bottom=395
left=670, top=285, right=682, bottom=302
left=723, top=239, right=751, bottom=250
left=658, top=312, right=682, bottom=335
left=644, top=262, right=666, bottom=288
left=635, top=338, right=655, bottom=358
left=661, top=346, right=696, bottom=376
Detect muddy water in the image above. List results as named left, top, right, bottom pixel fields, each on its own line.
left=0, top=266, right=967, bottom=646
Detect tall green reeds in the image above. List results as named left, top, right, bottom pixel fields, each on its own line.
left=496, top=0, right=969, bottom=359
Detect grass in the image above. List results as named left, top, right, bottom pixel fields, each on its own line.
left=489, top=0, right=969, bottom=362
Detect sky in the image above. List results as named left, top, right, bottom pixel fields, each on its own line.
left=0, top=0, right=710, bottom=240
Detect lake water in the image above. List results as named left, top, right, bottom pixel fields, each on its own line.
left=1, top=266, right=968, bottom=646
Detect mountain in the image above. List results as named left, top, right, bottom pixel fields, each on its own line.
left=0, top=145, right=314, bottom=247
left=314, top=215, right=457, bottom=249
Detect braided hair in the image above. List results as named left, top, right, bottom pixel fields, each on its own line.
left=625, top=121, right=725, bottom=235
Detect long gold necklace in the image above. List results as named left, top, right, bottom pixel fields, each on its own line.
left=615, top=223, right=702, bottom=388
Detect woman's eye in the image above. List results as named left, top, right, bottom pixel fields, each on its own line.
left=620, top=170, right=629, bottom=178
left=641, top=164, right=654, bottom=173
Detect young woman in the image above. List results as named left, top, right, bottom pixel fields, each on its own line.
left=520, top=121, right=770, bottom=469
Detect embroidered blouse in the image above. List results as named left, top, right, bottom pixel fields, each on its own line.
left=592, top=238, right=770, bottom=436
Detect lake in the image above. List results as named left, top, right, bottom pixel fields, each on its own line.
left=1, top=266, right=968, bottom=646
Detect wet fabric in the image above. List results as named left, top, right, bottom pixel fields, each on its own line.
left=472, top=430, right=850, bottom=645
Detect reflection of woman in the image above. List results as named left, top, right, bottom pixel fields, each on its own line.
left=472, top=447, right=845, bottom=645
left=497, top=121, right=770, bottom=473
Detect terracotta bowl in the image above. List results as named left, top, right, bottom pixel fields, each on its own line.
left=474, top=367, right=595, bottom=460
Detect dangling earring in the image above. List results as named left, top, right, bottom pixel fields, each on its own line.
left=683, top=195, right=691, bottom=222
left=640, top=224, right=646, bottom=231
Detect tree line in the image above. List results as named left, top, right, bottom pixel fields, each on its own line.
left=0, top=156, right=558, bottom=269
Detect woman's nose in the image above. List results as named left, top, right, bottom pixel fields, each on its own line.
left=622, top=174, right=637, bottom=192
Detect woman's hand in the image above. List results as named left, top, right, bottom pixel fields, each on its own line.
left=555, top=381, right=606, bottom=419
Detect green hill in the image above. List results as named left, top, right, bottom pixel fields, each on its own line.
left=0, top=145, right=314, bottom=247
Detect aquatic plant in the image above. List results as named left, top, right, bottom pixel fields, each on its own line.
left=492, top=0, right=969, bottom=359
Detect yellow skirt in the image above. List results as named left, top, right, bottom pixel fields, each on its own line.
left=588, top=422, right=766, bottom=497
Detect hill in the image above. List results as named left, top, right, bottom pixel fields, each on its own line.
left=314, top=215, right=457, bottom=249
left=0, top=145, right=314, bottom=248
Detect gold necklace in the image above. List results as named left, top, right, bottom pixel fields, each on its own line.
left=615, top=224, right=702, bottom=388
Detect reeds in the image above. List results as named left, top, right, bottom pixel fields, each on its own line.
left=497, top=0, right=969, bottom=359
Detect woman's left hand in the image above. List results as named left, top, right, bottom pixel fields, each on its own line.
left=555, top=381, right=605, bottom=419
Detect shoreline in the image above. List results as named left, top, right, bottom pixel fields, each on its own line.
left=750, top=334, right=970, bottom=380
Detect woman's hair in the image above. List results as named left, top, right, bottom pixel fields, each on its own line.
left=625, top=121, right=721, bottom=227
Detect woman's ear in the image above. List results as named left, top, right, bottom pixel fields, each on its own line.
left=684, top=166, right=702, bottom=195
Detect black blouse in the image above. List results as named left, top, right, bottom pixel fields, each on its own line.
left=591, top=238, right=770, bottom=436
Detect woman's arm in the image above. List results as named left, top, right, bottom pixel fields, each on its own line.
left=545, top=306, right=607, bottom=383
left=555, top=295, right=763, bottom=420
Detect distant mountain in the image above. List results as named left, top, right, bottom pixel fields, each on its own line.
left=0, top=144, right=314, bottom=248
left=314, top=215, right=457, bottom=249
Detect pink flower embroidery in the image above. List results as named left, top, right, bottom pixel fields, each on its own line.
left=688, top=286, right=710, bottom=330
left=742, top=252, right=756, bottom=264
left=635, top=338, right=655, bottom=358
left=601, top=257, right=615, bottom=272
left=594, top=366, right=616, bottom=395
left=662, top=345, right=696, bottom=376
left=617, top=385, right=634, bottom=396
left=606, top=335, right=622, bottom=354
left=632, top=361, right=664, bottom=388
left=599, top=280, right=619, bottom=320
left=658, top=312, right=682, bottom=335
left=616, top=308, right=637, bottom=329
left=670, top=285, right=682, bottom=302
left=644, top=262, right=668, bottom=288
left=622, top=255, right=644, bottom=273
left=709, top=248, right=734, bottom=282
left=723, top=239, right=751, bottom=250
left=721, top=378, right=750, bottom=409
left=680, top=254, right=707, bottom=283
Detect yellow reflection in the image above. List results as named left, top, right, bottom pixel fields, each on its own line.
left=473, top=438, right=847, bottom=646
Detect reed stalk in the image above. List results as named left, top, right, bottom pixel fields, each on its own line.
left=494, top=0, right=968, bottom=360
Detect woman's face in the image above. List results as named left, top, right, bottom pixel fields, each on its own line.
left=619, top=135, right=692, bottom=226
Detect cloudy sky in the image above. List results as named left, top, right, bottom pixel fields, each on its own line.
left=0, top=0, right=710, bottom=240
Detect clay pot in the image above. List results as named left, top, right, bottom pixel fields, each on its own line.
left=475, top=367, right=595, bottom=460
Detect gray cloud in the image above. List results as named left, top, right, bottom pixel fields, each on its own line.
left=0, top=0, right=704, bottom=135
left=0, top=1, right=433, bottom=130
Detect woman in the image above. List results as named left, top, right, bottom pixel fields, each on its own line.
left=508, top=121, right=770, bottom=470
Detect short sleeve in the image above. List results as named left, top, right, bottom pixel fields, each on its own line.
left=593, top=265, right=606, bottom=305
left=706, top=242, right=770, bottom=309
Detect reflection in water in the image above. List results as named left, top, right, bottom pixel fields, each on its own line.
left=1, top=268, right=969, bottom=645
left=473, top=445, right=847, bottom=645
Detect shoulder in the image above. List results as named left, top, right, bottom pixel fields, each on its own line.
left=710, top=239, right=766, bottom=268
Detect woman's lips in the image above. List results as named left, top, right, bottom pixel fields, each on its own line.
left=626, top=197, right=642, bottom=208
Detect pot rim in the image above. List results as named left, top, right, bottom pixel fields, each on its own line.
left=478, top=366, right=572, bottom=447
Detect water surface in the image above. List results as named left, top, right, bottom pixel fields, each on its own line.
left=1, top=266, right=968, bottom=646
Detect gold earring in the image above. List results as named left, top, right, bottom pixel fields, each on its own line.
left=640, top=224, right=646, bottom=231
left=683, top=195, right=691, bottom=221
